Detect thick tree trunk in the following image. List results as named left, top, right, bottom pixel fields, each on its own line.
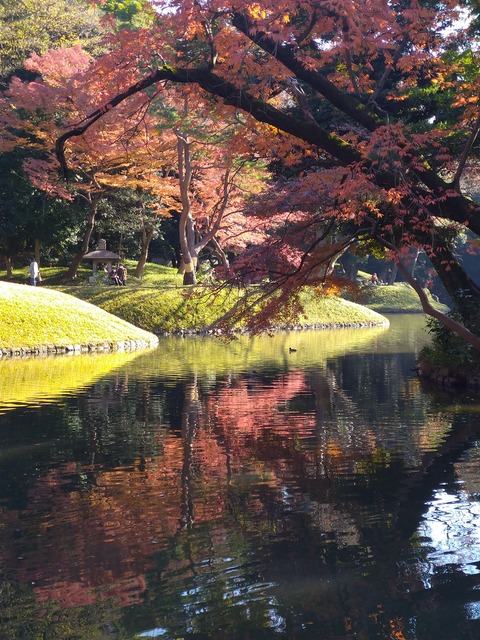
left=134, top=223, right=154, bottom=279
left=378, top=261, right=398, bottom=285
left=182, top=260, right=196, bottom=285
left=34, top=238, right=41, bottom=265
left=179, top=213, right=197, bottom=284
left=338, top=250, right=360, bottom=281
left=307, top=241, right=351, bottom=282
left=211, top=237, right=230, bottom=269
left=427, top=239, right=480, bottom=331
left=63, top=196, right=98, bottom=281
left=3, top=254, right=13, bottom=279
left=176, top=129, right=197, bottom=286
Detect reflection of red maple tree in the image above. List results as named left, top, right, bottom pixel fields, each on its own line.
left=0, top=368, right=386, bottom=610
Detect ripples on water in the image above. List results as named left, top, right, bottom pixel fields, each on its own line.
left=1, top=316, right=480, bottom=639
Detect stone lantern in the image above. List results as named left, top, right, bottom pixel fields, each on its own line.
left=83, top=239, right=120, bottom=282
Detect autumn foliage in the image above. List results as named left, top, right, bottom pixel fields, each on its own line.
left=3, top=0, right=480, bottom=344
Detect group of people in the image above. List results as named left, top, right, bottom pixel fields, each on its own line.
left=28, top=259, right=128, bottom=286
left=103, top=263, right=127, bottom=286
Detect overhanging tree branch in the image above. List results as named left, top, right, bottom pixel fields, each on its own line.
left=375, top=236, right=480, bottom=353
left=54, top=63, right=480, bottom=237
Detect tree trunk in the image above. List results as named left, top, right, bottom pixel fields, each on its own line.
left=338, top=250, right=360, bottom=281
left=379, top=261, right=397, bottom=285
left=427, top=239, right=480, bottom=331
left=307, top=240, right=351, bottom=282
left=176, top=129, right=197, bottom=286
left=118, top=232, right=123, bottom=259
left=4, top=254, right=13, bottom=279
left=211, top=237, right=230, bottom=269
left=181, top=257, right=196, bottom=285
left=377, top=236, right=480, bottom=350
left=63, top=195, right=98, bottom=281
left=34, top=238, right=41, bottom=265
left=134, top=222, right=154, bottom=279
left=409, top=246, right=420, bottom=277
left=396, top=260, right=480, bottom=354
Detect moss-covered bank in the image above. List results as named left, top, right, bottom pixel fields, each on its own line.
left=0, top=281, right=158, bottom=357
left=0, top=278, right=388, bottom=357
left=58, top=281, right=389, bottom=335
left=416, top=358, right=480, bottom=391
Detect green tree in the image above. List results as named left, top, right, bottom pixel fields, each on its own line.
left=0, top=148, right=85, bottom=274
left=100, top=0, right=155, bottom=30
left=96, top=188, right=174, bottom=277
left=0, top=0, right=105, bottom=85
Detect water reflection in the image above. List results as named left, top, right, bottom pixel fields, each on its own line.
left=1, top=316, right=480, bottom=639
left=0, top=350, right=147, bottom=414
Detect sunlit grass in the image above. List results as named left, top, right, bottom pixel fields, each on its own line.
left=57, top=280, right=388, bottom=333
left=1, top=261, right=397, bottom=344
left=0, top=281, right=158, bottom=349
left=353, top=281, right=448, bottom=313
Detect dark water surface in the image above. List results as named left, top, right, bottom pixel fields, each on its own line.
left=1, top=315, right=480, bottom=639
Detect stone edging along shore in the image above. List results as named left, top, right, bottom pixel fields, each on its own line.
left=0, top=337, right=159, bottom=359
left=155, top=319, right=390, bottom=336
left=417, top=360, right=480, bottom=391
left=0, top=319, right=389, bottom=359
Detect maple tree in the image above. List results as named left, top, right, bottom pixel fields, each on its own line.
left=51, top=0, right=480, bottom=349
left=172, top=112, right=268, bottom=285
left=1, top=39, right=269, bottom=284
left=0, top=0, right=105, bottom=86
left=2, top=45, right=179, bottom=279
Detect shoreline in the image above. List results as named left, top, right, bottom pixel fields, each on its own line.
left=417, top=360, right=480, bottom=392
left=0, top=337, right=159, bottom=360
left=0, top=319, right=389, bottom=359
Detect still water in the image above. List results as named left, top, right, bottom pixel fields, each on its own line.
left=1, top=315, right=480, bottom=639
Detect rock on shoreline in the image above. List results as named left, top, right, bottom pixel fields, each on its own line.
left=0, top=337, right=159, bottom=359
left=417, top=360, right=480, bottom=391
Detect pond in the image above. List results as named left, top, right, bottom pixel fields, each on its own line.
left=1, top=315, right=480, bottom=639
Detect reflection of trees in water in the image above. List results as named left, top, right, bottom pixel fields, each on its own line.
left=1, top=363, right=480, bottom=639
left=0, top=574, right=122, bottom=640
left=168, top=368, right=480, bottom=639
left=180, top=375, right=201, bottom=529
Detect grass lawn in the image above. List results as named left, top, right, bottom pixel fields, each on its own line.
left=0, top=280, right=158, bottom=350
left=351, top=281, right=448, bottom=314
left=1, top=261, right=390, bottom=342
left=2, top=258, right=449, bottom=351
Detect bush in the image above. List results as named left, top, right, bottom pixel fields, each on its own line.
left=420, top=313, right=480, bottom=369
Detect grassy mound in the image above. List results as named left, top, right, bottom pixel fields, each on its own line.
left=1, top=262, right=389, bottom=345
left=349, top=281, right=449, bottom=314
left=0, top=281, right=158, bottom=350
left=56, top=270, right=388, bottom=333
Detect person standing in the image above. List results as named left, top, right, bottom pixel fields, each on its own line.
left=29, top=258, right=39, bottom=286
